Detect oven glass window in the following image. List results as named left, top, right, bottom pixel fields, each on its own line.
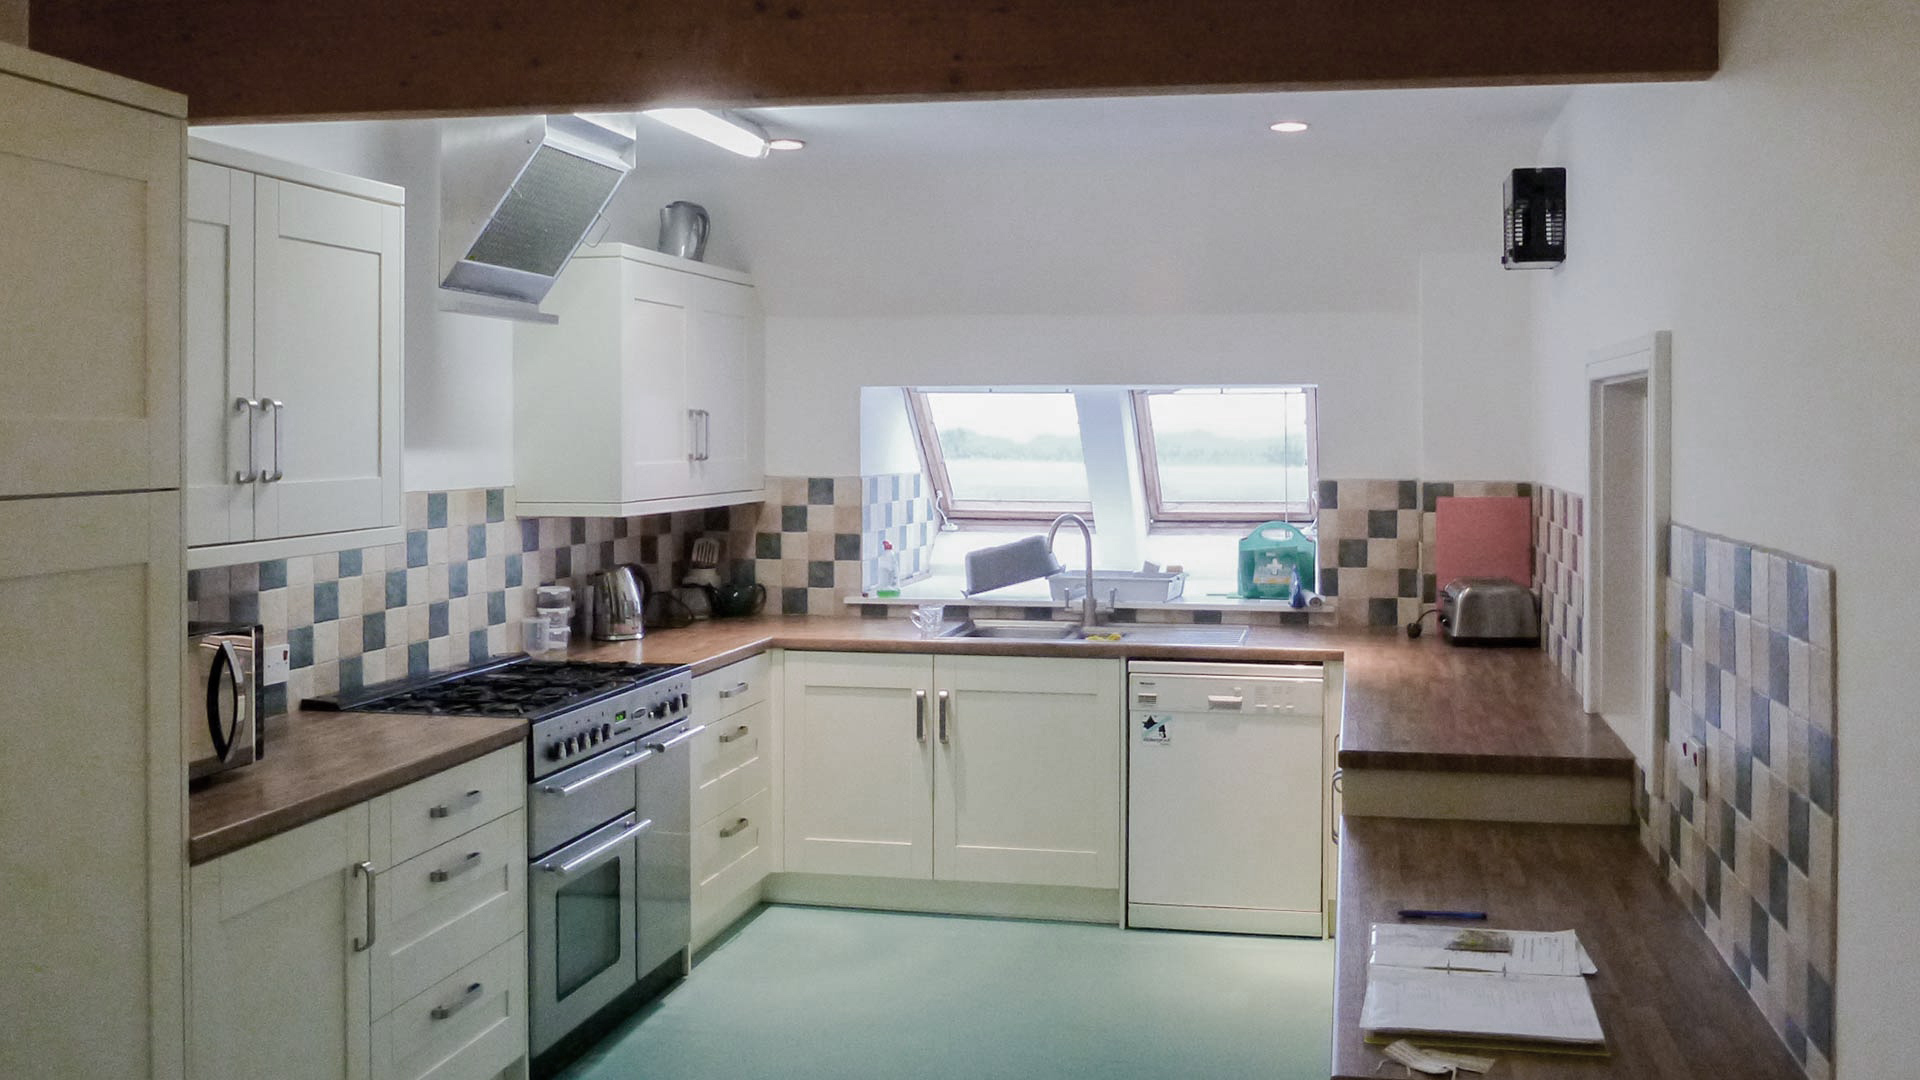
left=555, top=857, right=624, bottom=999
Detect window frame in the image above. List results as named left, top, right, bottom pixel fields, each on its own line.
left=906, top=388, right=1095, bottom=525
left=1131, top=387, right=1320, bottom=528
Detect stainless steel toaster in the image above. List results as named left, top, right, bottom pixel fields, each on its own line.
left=1441, top=578, right=1540, bottom=644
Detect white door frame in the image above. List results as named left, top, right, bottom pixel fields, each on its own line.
left=1583, top=332, right=1672, bottom=774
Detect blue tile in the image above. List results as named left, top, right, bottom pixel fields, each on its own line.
left=362, top=612, right=386, bottom=651
left=1808, top=727, right=1835, bottom=813
left=1667, top=640, right=1683, bottom=693
left=340, top=656, right=364, bottom=694
left=449, top=561, right=469, bottom=599
left=1704, top=666, right=1721, bottom=729
left=289, top=625, right=314, bottom=669
left=485, top=488, right=505, bottom=523
left=1751, top=691, right=1772, bottom=765
left=1808, top=967, right=1834, bottom=1057
left=1703, top=858, right=1721, bottom=916
left=259, top=559, right=288, bottom=590
left=467, top=524, right=488, bottom=559
left=487, top=590, right=506, bottom=626
left=406, top=529, right=429, bottom=568
left=1735, top=747, right=1754, bottom=815
left=427, top=491, right=448, bottom=529
left=1719, top=607, right=1736, bottom=675
left=468, top=628, right=490, bottom=664
left=429, top=601, right=449, bottom=639
left=520, top=519, right=541, bottom=553
left=1733, top=945, right=1752, bottom=987
left=1718, top=800, right=1737, bottom=870
left=1679, top=593, right=1694, bottom=644
left=1692, top=540, right=1708, bottom=592
left=570, top=518, right=586, bottom=544
left=1733, top=546, right=1752, bottom=614
left=408, top=641, right=430, bottom=678
left=1787, top=792, right=1809, bottom=872
left=1787, top=560, right=1809, bottom=640
left=1749, top=901, right=1769, bottom=977
left=259, top=683, right=288, bottom=717
left=506, top=554, right=523, bottom=588
left=1784, top=1018, right=1808, bottom=1064
left=1769, top=632, right=1790, bottom=702
left=313, top=580, right=340, bottom=623
left=337, top=548, right=362, bottom=577
left=385, top=570, right=408, bottom=609
left=1769, top=847, right=1790, bottom=927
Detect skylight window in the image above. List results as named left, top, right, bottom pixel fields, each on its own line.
left=1134, top=387, right=1318, bottom=524
left=909, top=390, right=1092, bottom=522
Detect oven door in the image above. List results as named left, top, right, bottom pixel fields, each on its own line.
left=529, top=811, right=650, bottom=1056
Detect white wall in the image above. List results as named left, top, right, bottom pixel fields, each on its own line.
left=193, top=121, right=517, bottom=492
left=1529, top=1, right=1920, bottom=1073
left=601, top=136, right=1542, bottom=481
left=1418, top=253, right=1535, bottom=480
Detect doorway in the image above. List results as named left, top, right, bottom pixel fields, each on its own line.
left=1584, top=333, right=1671, bottom=774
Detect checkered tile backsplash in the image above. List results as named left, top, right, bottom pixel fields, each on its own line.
left=1314, top=479, right=1424, bottom=628
left=1533, top=485, right=1585, bottom=687
left=751, top=474, right=937, bottom=615
left=1655, top=524, right=1836, bottom=1080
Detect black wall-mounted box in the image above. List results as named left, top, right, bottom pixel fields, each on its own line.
left=1503, top=167, right=1566, bottom=269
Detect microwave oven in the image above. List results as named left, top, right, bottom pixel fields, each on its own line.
left=186, top=622, right=264, bottom=783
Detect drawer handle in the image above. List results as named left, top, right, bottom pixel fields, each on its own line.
left=351, top=861, right=376, bottom=953
left=428, top=789, right=483, bottom=819
left=429, top=851, right=483, bottom=884
left=718, top=681, right=751, bottom=699
left=430, top=982, right=483, bottom=1021
left=718, top=817, right=751, bottom=839
left=914, top=689, right=927, bottom=743
left=1206, top=694, right=1245, bottom=710
left=937, top=689, right=950, bottom=744
left=717, top=724, right=751, bottom=744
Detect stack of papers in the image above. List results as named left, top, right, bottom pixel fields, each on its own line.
left=1359, top=924, right=1606, bottom=1052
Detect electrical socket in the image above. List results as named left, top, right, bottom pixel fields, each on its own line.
left=1678, top=739, right=1709, bottom=802
left=261, top=642, right=291, bottom=687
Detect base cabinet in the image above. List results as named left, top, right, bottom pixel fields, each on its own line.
left=782, top=652, right=1121, bottom=891
left=689, top=656, right=779, bottom=952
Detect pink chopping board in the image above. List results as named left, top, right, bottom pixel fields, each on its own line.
left=1433, top=496, right=1533, bottom=589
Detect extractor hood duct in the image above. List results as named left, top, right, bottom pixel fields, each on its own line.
left=439, top=114, right=636, bottom=323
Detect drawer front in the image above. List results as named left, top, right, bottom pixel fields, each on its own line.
left=691, top=698, right=771, bottom=825
left=374, top=809, right=527, bottom=1016
left=388, top=746, right=524, bottom=865
left=692, top=787, right=771, bottom=919
left=372, top=935, right=527, bottom=1080
left=693, top=653, right=770, bottom=720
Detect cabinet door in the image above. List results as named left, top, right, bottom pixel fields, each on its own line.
left=252, top=176, right=402, bottom=541
left=190, top=804, right=373, bottom=1080
left=0, top=70, right=180, bottom=497
left=933, top=656, right=1121, bottom=889
left=684, top=281, right=763, bottom=497
left=0, top=492, right=183, bottom=1080
left=620, top=290, right=697, bottom=502
left=783, top=652, right=934, bottom=879
left=185, top=160, right=258, bottom=546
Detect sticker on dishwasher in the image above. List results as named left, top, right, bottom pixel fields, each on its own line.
left=1139, top=716, right=1170, bottom=745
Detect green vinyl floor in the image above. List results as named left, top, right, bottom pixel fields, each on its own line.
left=558, top=905, right=1335, bottom=1080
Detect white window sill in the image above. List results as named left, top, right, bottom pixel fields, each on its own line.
left=844, top=578, right=1334, bottom=614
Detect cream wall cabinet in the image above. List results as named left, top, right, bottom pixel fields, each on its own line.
left=513, top=244, right=765, bottom=517
left=782, top=652, right=1121, bottom=890
left=185, top=140, right=404, bottom=567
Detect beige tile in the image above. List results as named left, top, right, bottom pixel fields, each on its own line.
left=428, top=637, right=452, bottom=672
left=288, top=584, right=315, bottom=628
left=807, top=530, right=834, bottom=560
left=360, top=650, right=386, bottom=685
left=258, top=589, right=289, bottom=634
left=312, top=551, right=338, bottom=581
left=361, top=544, right=387, bottom=576
left=311, top=661, right=340, bottom=698
left=405, top=491, right=428, bottom=530
left=312, top=623, right=339, bottom=666
left=337, top=617, right=363, bottom=657
left=406, top=604, right=430, bottom=644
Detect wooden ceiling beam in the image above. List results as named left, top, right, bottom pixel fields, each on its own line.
left=29, top=0, right=1718, bottom=122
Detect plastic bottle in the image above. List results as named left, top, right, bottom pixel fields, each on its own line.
left=874, top=540, right=901, bottom=598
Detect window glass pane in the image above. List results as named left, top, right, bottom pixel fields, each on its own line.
left=1146, top=389, right=1311, bottom=507
left=924, top=392, right=1090, bottom=505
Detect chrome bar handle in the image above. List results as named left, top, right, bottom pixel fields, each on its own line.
left=351, top=861, right=376, bottom=952
left=718, top=817, right=751, bottom=839
left=937, top=690, right=951, bottom=745
left=687, top=408, right=700, bottom=463
left=718, top=681, right=751, bottom=700
left=428, top=850, right=483, bottom=884
left=645, top=723, right=707, bottom=753
left=701, top=410, right=712, bottom=461
left=717, top=724, right=751, bottom=745
left=430, top=982, right=483, bottom=1021
left=541, top=747, right=648, bottom=796
left=545, top=817, right=653, bottom=875
left=428, top=789, right=483, bottom=819
left=233, top=397, right=261, bottom=482
left=259, top=398, right=285, bottom=482
left=914, top=690, right=927, bottom=742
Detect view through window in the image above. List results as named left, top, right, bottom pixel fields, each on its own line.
left=1135, top=387, right=1317, bottom=523
left=910, top=390, right=1092, bottom=520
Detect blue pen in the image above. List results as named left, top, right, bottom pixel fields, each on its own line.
left=1397, top=909, right=1488, bottom=920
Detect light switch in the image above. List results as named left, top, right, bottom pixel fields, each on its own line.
left=262, top=642, right=291, bottom=687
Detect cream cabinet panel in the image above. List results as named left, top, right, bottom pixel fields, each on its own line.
left=782, top=652, right=934, bottom=879
left=933, top=656, right=1122, bottom=889
left=0, top=491, right=184, bottom=1080
left=371, top=936, right=527, bottom=1080
left=370, top=809, right=527, bottom=1017
left=185, top=160, right=257, bottom=546
left=0, top=63, right=181, bottom=499
left=692, top=698, right=772, bottom=825
left=189, top=804, right=374, bottom=1080
left=514, top=244, right=764, bottom=517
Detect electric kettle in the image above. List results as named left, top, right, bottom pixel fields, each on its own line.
left=586, top=567, right=645, bottom=641
left=658, top=201, right=710, bottom=261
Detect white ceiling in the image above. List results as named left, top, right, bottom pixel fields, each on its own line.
left=622, top=85, right=1575, bottom=167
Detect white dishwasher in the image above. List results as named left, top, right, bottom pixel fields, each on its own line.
left=1127, top=660, right=1326, bottom=937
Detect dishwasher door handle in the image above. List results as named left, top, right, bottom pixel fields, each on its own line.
left=1206, top=694, right=1245, bottom=710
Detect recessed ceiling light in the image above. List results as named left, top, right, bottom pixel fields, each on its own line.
left=1269, top=121, right=1311, bottom=134
left=768, top=138, right=806, bottom=152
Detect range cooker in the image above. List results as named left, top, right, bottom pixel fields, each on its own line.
left=309, top=655, right=701, bottom=1071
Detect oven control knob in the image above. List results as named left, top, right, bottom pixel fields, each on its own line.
left=601, top=723, right=612, bottom=740
left=546, top=742, right=563, bottom=761
left=680, top=692, right=691, bottom=711
left=650, top=703, right=667, bottom=719
left=588, top=729, right=601, bottom=746
left=564, top=736, right=577, bottom=755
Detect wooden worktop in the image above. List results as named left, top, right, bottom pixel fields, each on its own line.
left=187, top=708, right=525, bottom=865
left=576, top=613, right=1633, bottom=777
left=1332, top=818, right=1803, bottom=1079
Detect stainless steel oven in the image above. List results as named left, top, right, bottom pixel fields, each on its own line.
left=530, top=810, right=650, bottom=1054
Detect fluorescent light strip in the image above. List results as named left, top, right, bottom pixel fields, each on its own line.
left=643, top=108, right=769, bottom=158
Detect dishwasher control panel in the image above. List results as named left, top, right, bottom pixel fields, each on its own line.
left=1128, top=661, right=1325, bottom=718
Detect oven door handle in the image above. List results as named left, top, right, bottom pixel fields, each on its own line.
left=540, top=746, right=652, bottom=796
left=543, top=817, right=653, bottom=876
left=644, top=723, right=708, bottom=754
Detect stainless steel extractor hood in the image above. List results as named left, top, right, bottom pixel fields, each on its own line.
left=439, top=114, right=636, bottom=322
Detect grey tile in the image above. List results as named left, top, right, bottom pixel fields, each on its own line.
left=259, top=683, right=288, bottom=718
left=449, top=561, right=469, bottom=599
left=314, top=580, right=340, bottom=623
left=407, top=530, right=429, bottom=568
left=385, top=570, right=408, bottom=609
left=231, top=593, right=259, bottom=623
left=781, top=587, right=808, bottom=615
left=1367, top=598, right=1398, bottom=627
left=570, top=518, right=587, bottom=545
left=1366, top=509, right=1398, bottom=539
left=1787, top=560, right=1809, bottom=640
left=469, top=629, right=490, bottom=664
left=1734, top=546, right=1752, bottom=614
left=338, top=548, right=363, bottom=577
left=1704, top=858, right=1721, bottom=915
left=506, top=554, right=523, bottom=588
left=467, top=524, right=488, bottom=559
left=1807, top=966, right=1834, bottom=1057
left=341, top=656, right=364, bottom=694
left=1421, top=482, right=1454, bottom=512
left=1396, top=480, right=1418, bottom=509
left=1337, top=539, right=1369, bottom=568
left=1319, top=568, right=1339, bottom=598
left=1787, top=792, right=1809, bottom=872
left=1784, top=1019, right=1807, bottom=1064
left=486, top=489, right=506, bottom=523
left=1769, top=847, right=1790, bottom=926
left=429, top=601, right=449, bottom=639
left=408, top=641, right=430, bottom=678
left=1769, top=632, right=1790, bottom=702
left=756, top=532, right=783, bottom=559
left=554, top=547, right=572, bottom=581
left=259, top=559, right=288, bottom=590
left=807, top=477, right=835, bottom=505
left=1808, top=727, right=1834, bottom=814
left=1718, top=800, right=1737, bottom=870
left=1735, top=746, right=1754, bottom=815
left=362, top=612, right=386, bottom=651
left=427, top=492, right=448, bottom=529
left=289, top=625, right=314, bottom=669
left=1751, top=691, right=1772, bottom=766
left=1733, top=945, right=1752, bottom=987
left=488, top=590, right=507, bottom=626
left=521, top=519, right=541, bottom=553
left=835, top=533, right=862, bottom=561
left=1317, top=480, right=1338, bottom=510
left=781, top=506, right=809, bottom=532
left=1397, top=568, right=1419, bottom=599
left=1192, top=610, right=1223, bottom=625
left=1749, top=901, right=1769, bottom=977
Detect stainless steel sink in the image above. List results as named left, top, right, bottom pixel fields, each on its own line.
left=938, top=620, right=1249, bottom=646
